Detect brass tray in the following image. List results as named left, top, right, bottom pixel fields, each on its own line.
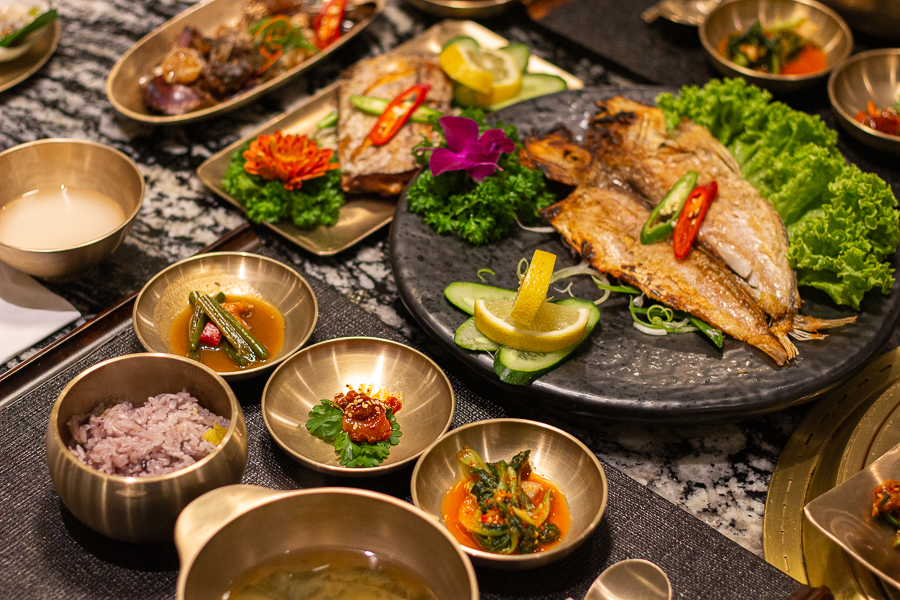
left=105, top=0, right=385, bottom=125
left=0, top=20, right=59, bottom=95
left=764, top=347, right=900, bottom=599
left=196, top=19, right=583, bottom=256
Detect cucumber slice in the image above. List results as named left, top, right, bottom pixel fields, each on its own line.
left=441, top=35, right=480, bottom=52
left=493, top=298, right=600, bottom=385
left=452, top=82, right=480, bottom=107
left=454, top=317, right=501, bottom=351
left=348, top=95, right=442, bottom=123
left=488, top=73, right=568, bottom=111
left=500, top=43, right=531, bottom=73
left=444, top=282, right=516, bottom=315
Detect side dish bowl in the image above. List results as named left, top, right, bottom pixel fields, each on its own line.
left=700, top=0, right=853, bottom=93
left=411, top=418, right=608, bottom=569
left=818, top=0, right=900, bottom=41
left=262, top=336, right=455, bottom=477
left=133, top=251, right=318, bottom=381
left=0, top=0, right=52, bottom=62
left=45, top=353, right=248, bottom=544
left=0, top=138, right=144, bottom=281
left=828, top=48, right=900, bottom=155
left=174, top=485, right=478, bottom=600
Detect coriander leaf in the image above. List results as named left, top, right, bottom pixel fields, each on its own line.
left=334, top=431, right=392, bottom=468
left=305, top=399, right=343, bottom=442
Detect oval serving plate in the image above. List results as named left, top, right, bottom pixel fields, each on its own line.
left=106, top=0, right=385, bottom=125
left=389, top=85, right=900, bottom=423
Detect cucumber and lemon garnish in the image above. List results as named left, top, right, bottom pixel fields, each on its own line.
left=446, top=250, right=599, bottom=385
left=438, top=36, right=568, bottom=110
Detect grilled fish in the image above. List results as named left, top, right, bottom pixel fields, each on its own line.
left=587, top=97, right=800, bottom=355
left=523, top=132, right=790, bottom=364
left=338, top=54, right=451, bottom=196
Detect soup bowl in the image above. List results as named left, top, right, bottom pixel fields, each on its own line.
left=411, top=418, right=608, bottom=569
left=133, top=251, right=318, bottom=381
left=45, top=353, right=248, bottom=543
left=0, top=138, right=144, bottom=281
left=700, top=0, right=853, bottom=93
left=174, top=485, right=479, bottom=600
left=262, top=336, right=455, bottom=476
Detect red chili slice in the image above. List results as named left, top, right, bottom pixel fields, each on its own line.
left=673, top=181, right=717, bottom=259
left=199, top=321, right=222, bottom=347
left=367, top=83, right=431, bottom=146
left=314, top=0, right=347, bottom=50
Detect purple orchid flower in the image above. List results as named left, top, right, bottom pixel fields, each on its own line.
left=429, top=116, right=515, bottom=183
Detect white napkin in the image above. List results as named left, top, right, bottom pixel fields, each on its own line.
left=0, top=261, right=81, bottom=364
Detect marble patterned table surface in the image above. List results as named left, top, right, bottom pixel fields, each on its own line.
left=0, top=0, right=848, bottom=560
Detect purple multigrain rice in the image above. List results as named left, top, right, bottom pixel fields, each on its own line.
left=67, top=389, right=230, bottom=477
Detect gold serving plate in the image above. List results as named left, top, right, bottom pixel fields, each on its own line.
left=196, top=19, right=584, bottom=256
left=0, top=19, right=58, bottom=94
left=764, top=347, right=900, bottom=599
left=105, top=0, right=385, bottom=125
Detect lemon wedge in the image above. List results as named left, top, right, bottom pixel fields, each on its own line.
left=474, top=299, right=589, bottom=353
left=510, top=249, right=556, bottom=326
left=439, top=44, right=494, bottom=95
left=440, top=45, right=522, bottom=102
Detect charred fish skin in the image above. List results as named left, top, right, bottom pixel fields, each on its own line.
left=587, top=97, right=800, bottom=345
left=338, top=55, right=451, bottom=196
left=522, top=132, right=789, bottom=365
left=543, top=186, right=789, bottom=365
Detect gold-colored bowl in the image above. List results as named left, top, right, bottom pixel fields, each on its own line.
left=0, top=139, right=144, bottom=281
left=45, top=353, right=248, bottom=544
left=133, top=251, right=318, bottom=381
left=818, top=0, right=900, bottom=41
left=403, top=0, right=518, bottom=19
left=828, top=48, right=900, bottom=155
left=174, top=485, right=479, bottom=600
left=700, top=0, right=853, bottom=94
left=411, top=418, right=608, bottom=569
left=0, top=0, right=52, bottom=63
left=262, top=337, right=455, bottom=476
left=105, top=0, right=384, bottom=125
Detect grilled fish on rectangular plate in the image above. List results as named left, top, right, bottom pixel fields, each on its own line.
left=338, top=54, right=452, bottom=196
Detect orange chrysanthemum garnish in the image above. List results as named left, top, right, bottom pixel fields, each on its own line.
left=242, top=131, right=339, bottom=190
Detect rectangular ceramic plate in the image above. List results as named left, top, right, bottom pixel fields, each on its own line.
left=105, top=0, right=385, bottom=125
left=196, top=19, right=584, bottom=256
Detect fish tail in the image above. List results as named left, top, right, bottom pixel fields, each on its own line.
left=774, top=331, right=798, bottom=362
left=749, top=334, right=789, bottom=366
left=793, top=314, right=857, bottom=332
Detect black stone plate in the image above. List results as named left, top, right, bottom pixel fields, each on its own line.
left=389, top=86, right=900, bottom=423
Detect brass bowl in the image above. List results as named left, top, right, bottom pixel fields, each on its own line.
left=133, top=251, right=318, bottom=381
left=818, top=0, right=900, bottom=41
left=411, top=418, right=608, bottom=569
left=828, top=48, right=900, bottom=155
left=700, top=0, right=853, bottom=94
left=45, top=353, right=248, bottom=544
left=174, top=485, right=479, bottom=600
left=262, top=337, right=454, bottom=477
left=403, top=0, right=518, bottom=19
left=0, top=139, right=144, bottom=281
left=0, top=0, right=52, bottom=63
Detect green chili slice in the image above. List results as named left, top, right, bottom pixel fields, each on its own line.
left=640, top=170, right=698, bottom=245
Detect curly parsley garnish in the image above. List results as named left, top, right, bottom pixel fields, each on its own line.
left=305, top=399, right=401, bottom=468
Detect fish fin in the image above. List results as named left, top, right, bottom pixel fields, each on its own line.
left=775, top=331, right=799, bottom=361
left=793, top=314, right=857, bottom=332
left=789, top=330, right=827, bottom=341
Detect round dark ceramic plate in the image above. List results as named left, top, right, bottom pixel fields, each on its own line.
left=389, top=86, right=900, bottom=423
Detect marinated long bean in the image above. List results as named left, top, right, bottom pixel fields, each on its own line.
left=196, top=294, right=256, bottom=361
left=209, top=296, right=270, bottom=360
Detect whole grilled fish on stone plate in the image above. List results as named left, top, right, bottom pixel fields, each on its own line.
left=522, top=131, right=791, bottom=365
left=338, top=54, right=451, bottom=197
left=585, top=97, right=822, bottom=356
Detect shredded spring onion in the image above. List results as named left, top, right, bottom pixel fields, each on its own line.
left=517, top=258, right=529, bottom=279
left=516, top=218, right=555, bottom=234
left=477, top=268, right=495, bottom=282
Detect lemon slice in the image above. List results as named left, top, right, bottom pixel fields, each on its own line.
left=474, top=299, right=589, bottom=353
left=439, top=44, right=494, bottom=95
left=470, top=48, right=522, bottom=105
left=510, top=249, right=556, bottom=326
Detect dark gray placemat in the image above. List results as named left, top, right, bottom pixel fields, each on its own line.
left=0, top=250, right=802, bottom=600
